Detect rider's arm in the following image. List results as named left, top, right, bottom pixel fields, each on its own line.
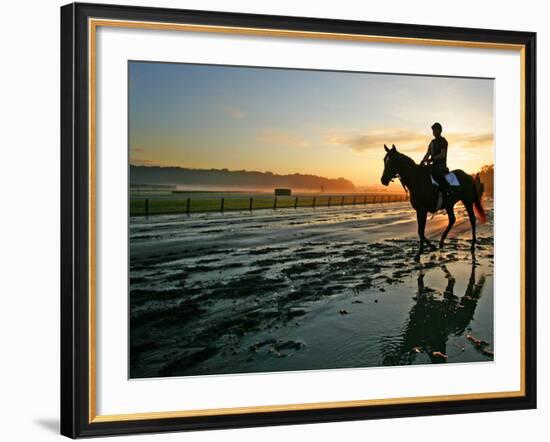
left=421, top=146, right=431, bottom=164
left=431, top=146, right=447, bottom=162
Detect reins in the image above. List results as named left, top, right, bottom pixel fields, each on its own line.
left=399, top=177, right=409, bottom=196
left=389, top=153, right=411, bottom=197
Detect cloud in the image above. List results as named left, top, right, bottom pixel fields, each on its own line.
left=257, top=129, right=312, bottom=148
left=131, top=146, right=146, bottom=154
left=324, top=128, right=493, bottom=153
left=325, top=128, right=424, bottom=153
left=451, top=132, right=494, bottom=148
left=223, top=107, right=247, bottom=120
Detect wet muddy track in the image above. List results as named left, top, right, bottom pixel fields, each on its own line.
left=129, top=201, right=494, bottom=378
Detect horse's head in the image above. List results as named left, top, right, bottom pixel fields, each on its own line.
left=380, top=144, right=400, bottom=186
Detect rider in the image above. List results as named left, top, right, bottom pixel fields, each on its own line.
left=421, top=122, right=450, bottom=197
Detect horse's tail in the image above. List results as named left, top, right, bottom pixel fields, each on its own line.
left=473, top=178, right=488, bottom=224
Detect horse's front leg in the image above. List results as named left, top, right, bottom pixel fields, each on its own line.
left=419, top=212, right=437, bottom=251
left=415, top=210, right=428, bottom=260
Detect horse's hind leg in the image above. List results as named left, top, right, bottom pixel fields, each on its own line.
left=423, top=236, right=437, bottom=251
left=464, top=202, right=477, bottom=252
left=439, top=205, right=456, bottom=249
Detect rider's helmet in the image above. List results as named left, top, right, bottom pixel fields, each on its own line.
left=431, top=122, right=442, bottom=131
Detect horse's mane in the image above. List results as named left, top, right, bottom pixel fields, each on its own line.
left=391, top=150, right=421, bottom=195
left=395, top=150, right=418, bottom=168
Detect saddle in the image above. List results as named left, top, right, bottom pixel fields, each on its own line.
left=430, top=171, right=460, bottom=187
left=428, top=171, right=461, bottom=211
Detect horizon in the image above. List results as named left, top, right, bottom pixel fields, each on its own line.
left=129, top=162, right=494, bottom=190
left=129, top=62, right=494, bottom=187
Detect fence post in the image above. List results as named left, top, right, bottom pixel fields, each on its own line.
left=249, top=196, right=253, bottom=211
left=312, top=196, right=316, bottom=208
left=186, top=198, right=190, bottom=215
left=221, top=197, right=225, bottom=213
left=145, top=198, right=149, bottom=216
left=273, top=197, right=277, bottom=210
left=328, top=196, right=331, bottom=207
left=294, top=197, right=298, bottom=209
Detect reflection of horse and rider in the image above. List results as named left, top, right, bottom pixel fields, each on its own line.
left=381, top=261, right=490, bottom=366
left=381, top=122, right=488, bottom=260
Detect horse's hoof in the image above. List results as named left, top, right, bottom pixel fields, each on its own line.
left=439, top=242, right=445, bottom=250
left=414, top=254, right=421, bottom=262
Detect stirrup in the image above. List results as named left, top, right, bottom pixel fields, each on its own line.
left=436, top=192, right=444, bottom=211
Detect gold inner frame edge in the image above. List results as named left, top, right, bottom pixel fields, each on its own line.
left=88, top=17, right=527, bottom=424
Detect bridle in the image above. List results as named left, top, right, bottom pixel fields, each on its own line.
left=385, top=153, right=409, bottom=196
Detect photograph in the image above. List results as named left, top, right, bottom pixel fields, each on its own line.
left=128, top=61, right=495, bottom=379
left=56, top=1, right=537, bottom=438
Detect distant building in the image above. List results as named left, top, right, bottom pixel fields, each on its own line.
left=274, top=188, right=291, bottom=196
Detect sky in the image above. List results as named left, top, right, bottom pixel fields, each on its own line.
left=129, top=61, right=494, bottom=187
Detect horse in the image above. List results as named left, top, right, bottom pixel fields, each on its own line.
left=380, top=144, right=487, bottom=260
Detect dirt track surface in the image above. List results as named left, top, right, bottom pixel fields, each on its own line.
left=129, top=200, right=494, bottom=378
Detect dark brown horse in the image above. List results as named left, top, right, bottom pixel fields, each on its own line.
left=380, top=144, right=486, bottom=260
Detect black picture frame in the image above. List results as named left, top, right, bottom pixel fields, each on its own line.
left=61, top=2, right=537, bottom=438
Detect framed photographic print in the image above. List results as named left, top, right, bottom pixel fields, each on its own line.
left=60, top=2, right=537, bottom=438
